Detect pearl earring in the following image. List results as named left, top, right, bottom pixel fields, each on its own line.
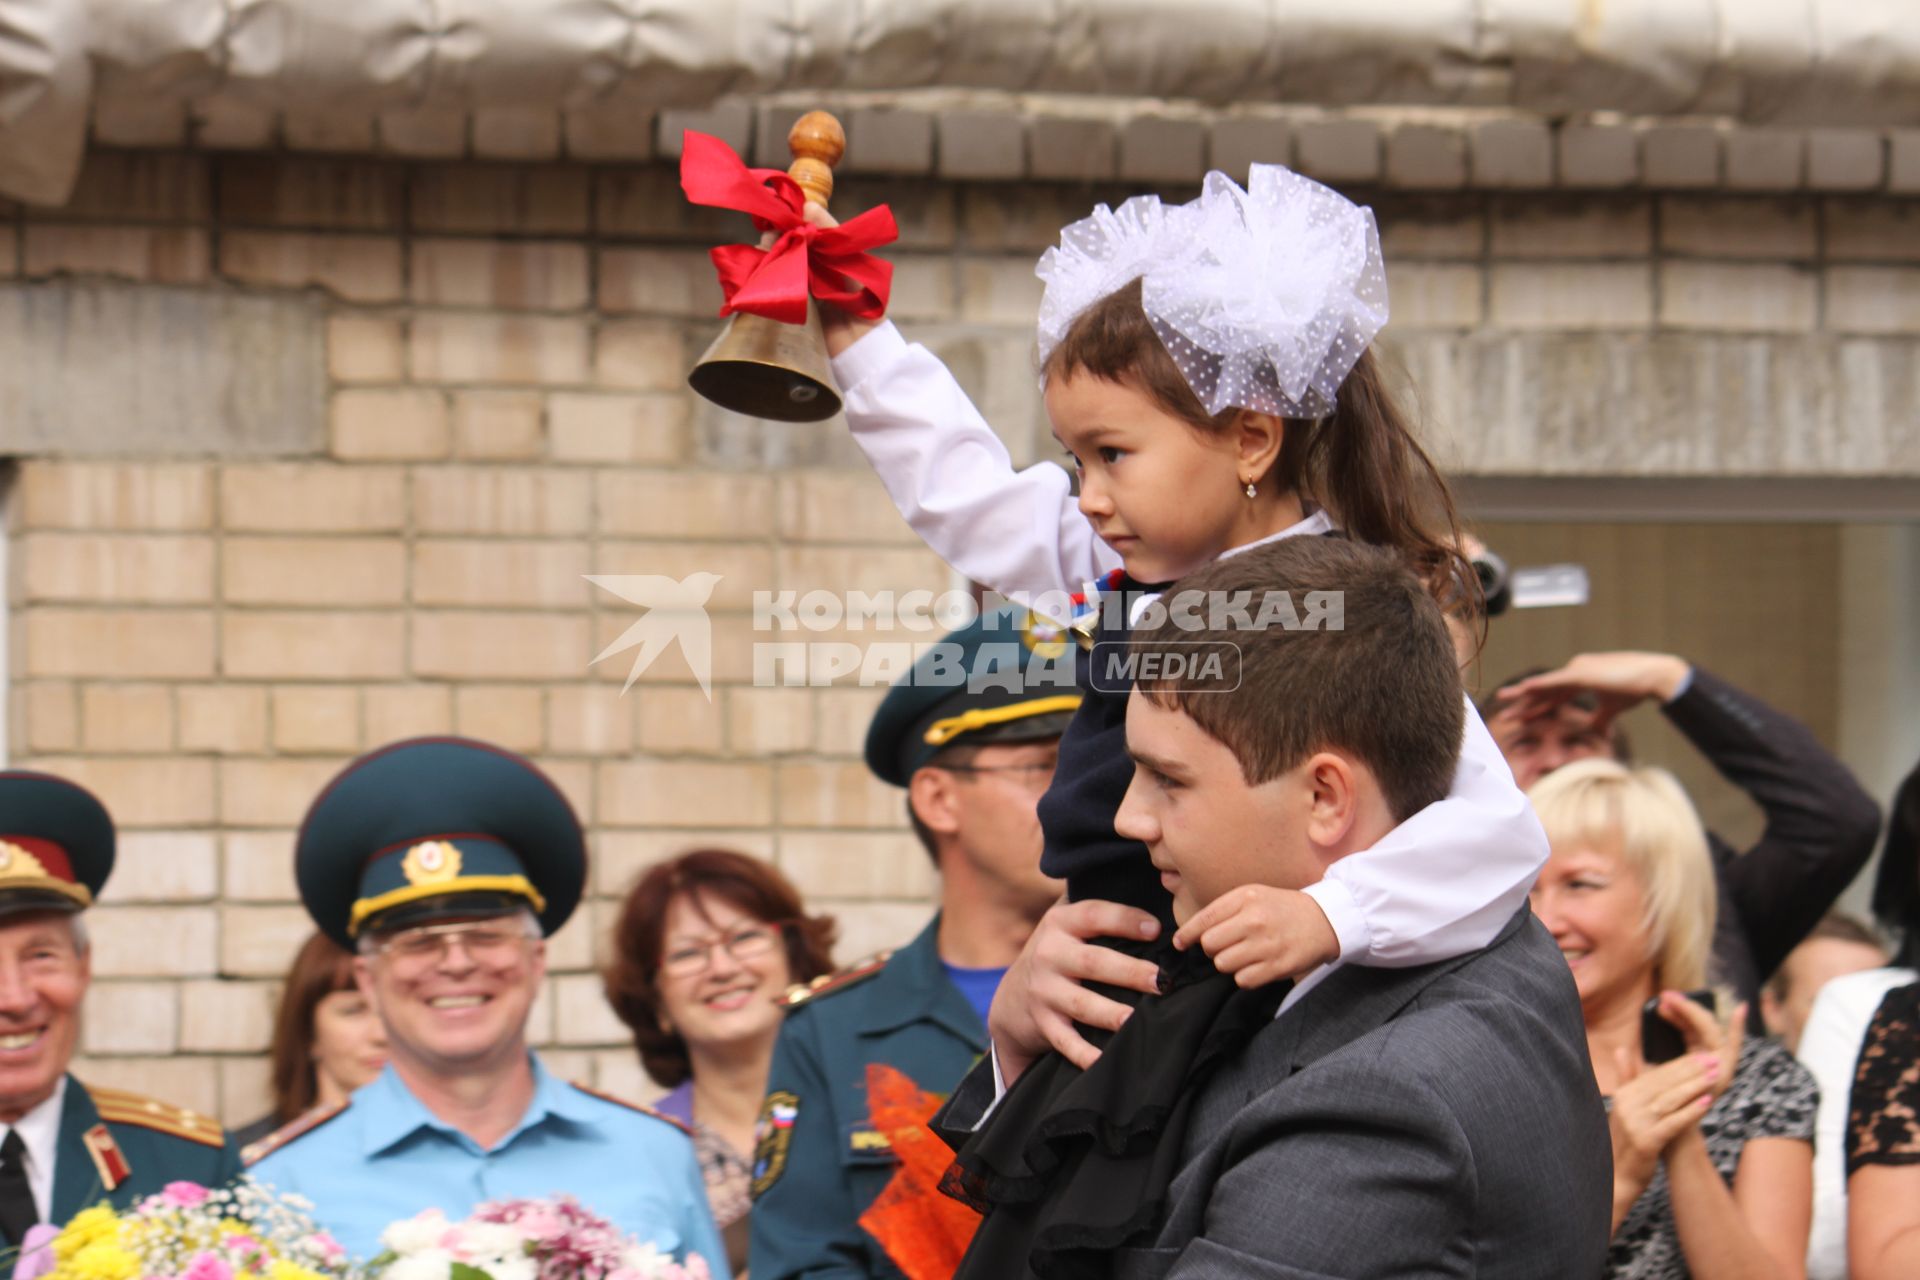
left=1244, top=480, right=1257, bottom=499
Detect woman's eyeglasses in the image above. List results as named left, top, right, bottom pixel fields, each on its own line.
left=659, top=922, right=789, bottom=979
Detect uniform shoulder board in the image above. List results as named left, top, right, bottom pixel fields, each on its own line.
left=239, top=1099, right=348, bottom=1167
left=88, top=1085, right=227, bottom=1150
left=567, top=1082, right=692, bottom=1138
left=779, top=951, right=892, bottom=1009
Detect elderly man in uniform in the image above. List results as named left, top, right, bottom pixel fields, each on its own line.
left=749, top=608, right=1077, bottom=1280
left=244, top=738, right=725, bottom=1272
left=0, top=771, right=237, bottom=1255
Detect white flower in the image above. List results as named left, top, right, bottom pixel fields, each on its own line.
left=385, top=1252, right=456, bottom=1280
left=382, top=1212, right=452, bottom=1257
left=453, top=1223, right=525, bottom=1265
left=619, top=1243, right=665, bottom=1272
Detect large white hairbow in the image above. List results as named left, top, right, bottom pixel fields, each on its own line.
left=1034, top=164, right=1389, bottom=419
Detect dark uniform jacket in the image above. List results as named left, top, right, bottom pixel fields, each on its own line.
left=1667, top=669, right=1882, bottom=1003
left=1036, top=572, right=1175, bottom=929
left=50, top=1075, right=241, bottom=1220
left=748, top=918, right=984, bottom=1280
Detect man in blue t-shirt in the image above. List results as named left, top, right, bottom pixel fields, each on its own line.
left=749, top=609, right=1077, bottom=1280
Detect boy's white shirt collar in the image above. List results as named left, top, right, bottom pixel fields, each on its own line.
left=1126, top=508, right=1335, bottom=626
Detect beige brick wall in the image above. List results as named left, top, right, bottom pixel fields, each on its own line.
left=3, top=149, right=1912, bottom=1123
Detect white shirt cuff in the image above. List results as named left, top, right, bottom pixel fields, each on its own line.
left=828, top=318, right=909, bottom=393
left=1301, top=878, right=1372, bottom=964
left=974, top=1043, right=1010, bottom=1130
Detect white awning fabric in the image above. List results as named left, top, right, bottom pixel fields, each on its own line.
left=3, top=1, right=1914, bottom=204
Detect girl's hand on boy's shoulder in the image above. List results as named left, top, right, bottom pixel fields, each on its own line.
left=1172, top=886, right=1339, bottom=989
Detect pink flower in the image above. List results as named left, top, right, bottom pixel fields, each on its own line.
left=13, top=1224, right=61, bottom=1280
left=184, top=1253, right=233, bottom=1280
left=162, top=1182, right=212, bottom=1209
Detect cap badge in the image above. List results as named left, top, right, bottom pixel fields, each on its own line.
left=1020, top=611, right=1068, bottom=660
left=0, top=841, right=49, bottom=878
left=401, top=840, right=463, bottom=886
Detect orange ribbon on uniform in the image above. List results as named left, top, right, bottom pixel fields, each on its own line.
left=856, top=1064, right=982, bottom=1280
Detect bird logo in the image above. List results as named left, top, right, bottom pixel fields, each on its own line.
left=585, top=572, right=724, bottom=698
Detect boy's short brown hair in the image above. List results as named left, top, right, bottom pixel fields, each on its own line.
left=1130, top=537, right=1464, bottom=821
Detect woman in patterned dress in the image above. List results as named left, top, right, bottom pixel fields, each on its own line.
left=1530, top=759, right=1817, bottom=1279
left=603, top=849, right=837, bottom=1277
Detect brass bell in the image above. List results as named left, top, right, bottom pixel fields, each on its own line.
left=688, top=300, right=841, bottom=422
left=688, top=110, right=847, bottom=424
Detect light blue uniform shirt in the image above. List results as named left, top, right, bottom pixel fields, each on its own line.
left=250, top=1057, right=727, bottom=1275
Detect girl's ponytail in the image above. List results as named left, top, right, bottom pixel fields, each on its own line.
left=1274, top=348, right=1476, bottom=616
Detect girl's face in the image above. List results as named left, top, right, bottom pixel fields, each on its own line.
left=311, top=987, right=389, bottom=1104
left=1046, top=372, right=1268, bottom=584
left=1529, top=841, right=1657, bottom=1017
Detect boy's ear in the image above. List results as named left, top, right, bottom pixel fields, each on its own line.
left=1303, top=752, right=1360, bottom=851
left=1233, top=410, right=1286, bottom=480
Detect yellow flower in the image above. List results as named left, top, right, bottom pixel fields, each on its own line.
left=268, top=1260, right=325, bottom=1280
left=63, top=1241, right=138, bottom=1280
left=52, top=1206, right=126, bottom=1267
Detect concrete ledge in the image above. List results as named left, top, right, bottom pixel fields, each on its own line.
left=1393, top=331, right=1920, bottom=477
left=0, top=282, right=324, bottom=457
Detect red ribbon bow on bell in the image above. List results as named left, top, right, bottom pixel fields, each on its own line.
left=680, top=130, right=898, bottom=326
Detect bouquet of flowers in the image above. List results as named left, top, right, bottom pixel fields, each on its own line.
left=373, top=1197, right=708, bottom=1280
left=25, top=1179, right=350, bottom=1280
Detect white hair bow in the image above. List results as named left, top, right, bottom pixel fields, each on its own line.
left=1034, top=165, right=1389, bottom=419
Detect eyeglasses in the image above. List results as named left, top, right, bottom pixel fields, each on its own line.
left=659, top=922, right=787, bottom=979
left=374, top=921, right=531, bottom=969
left=938, top=761, right=1058, bottom=785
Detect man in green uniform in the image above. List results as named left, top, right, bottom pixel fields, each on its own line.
left=0, top=770, right=238, bottom=1255
left=748, top=609, right=1078, bottom=1279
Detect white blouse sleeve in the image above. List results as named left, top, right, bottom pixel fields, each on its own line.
left=1301, top=697, right=1547, bottom=965
left=832, top=321, right=1123, bottom=599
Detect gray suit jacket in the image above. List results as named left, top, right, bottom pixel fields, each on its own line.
left=1115, top=908, right=1612, bottom=1279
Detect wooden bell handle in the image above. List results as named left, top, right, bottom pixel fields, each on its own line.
left=787, top=111, right=846, bottom=210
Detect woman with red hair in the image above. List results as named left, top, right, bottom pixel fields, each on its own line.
left=604, top=849, right=836, bottom=1274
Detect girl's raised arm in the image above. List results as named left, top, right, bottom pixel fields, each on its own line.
left=832, top=321, right=1122, bottom=600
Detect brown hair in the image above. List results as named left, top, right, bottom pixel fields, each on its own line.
left=603, top=848, right=837, bottom=1088
left=1765, top=911, right=1889, bottom=1000
left=1131, top=536, right=1465, bottom=821
left=1481, top=665, right=1634, bottom=763
left=1044, top=278, right=1476, bottom=613
left=268, top=932, right=362, bottom=1125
